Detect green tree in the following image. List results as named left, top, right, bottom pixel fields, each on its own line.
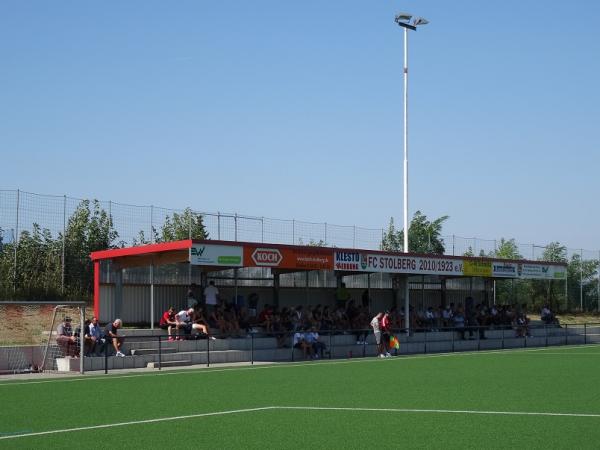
left=566, top=253, right=599, bottom=311
left=527, top=242, right=567, bottom=312
left=159, top=208, right=209, bottom=242
left=63, top=200, right=118, bottom=299
left=381, top=212, right=448, bottom=253
left=380, top=218, right=402, bottom=251
left=492, top=238, right=522, bottom=259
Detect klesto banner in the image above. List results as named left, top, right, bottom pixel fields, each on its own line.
left=190, top=244, right=243, bottom=266
left=517, top=263, right=567, bottom=280
left=334, top=251, right=463, bottom=276
left=244, top=245, right=333, bottom=270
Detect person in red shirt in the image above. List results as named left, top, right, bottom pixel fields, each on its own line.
left=159, top=306, right=177, bottom=341
left=381, top=311, right=392, bottom=357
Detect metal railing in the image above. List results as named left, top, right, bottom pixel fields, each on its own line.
left=87, top=322, right=600, bottom=374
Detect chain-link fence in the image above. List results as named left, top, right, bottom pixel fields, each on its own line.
left=1, top=189, right=599, bottom=310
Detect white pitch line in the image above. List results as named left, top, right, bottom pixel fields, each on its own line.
left=0, top=406, right=276, bottom=441
left=276, top=406, right=600, bottom=418
left=2, top=405, right=600, bottom=440
left=1, top=343, right=600, bottom=387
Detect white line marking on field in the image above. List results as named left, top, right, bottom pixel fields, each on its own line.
left=1, top=344, right=599, bottom=387
left=0, top=407, right=276, bottom=441
left=276, top=406, right=600, bottom=418
left=2, top=404, right=600, bottom=440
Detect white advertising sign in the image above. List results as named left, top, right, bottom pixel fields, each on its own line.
left=492, top=262, right=518, bottom=278
left=190, top=244, right=243, bottom=267
left=516, top=263, right=567, bottom=280
left=334, top=251, right=463, bottom=276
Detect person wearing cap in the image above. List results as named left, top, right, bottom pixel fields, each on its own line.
left=56, top=316, right=78, bottom=357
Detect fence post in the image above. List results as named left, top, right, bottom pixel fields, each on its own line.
left=452, top=234, right=455, bottom=256
left=329, top=333, right=332, bottom=360
left=207, top=337, right=210, bottom=367
left=584, top=323, right=587, bottom=345
left=424, top=328, right=427, bottom=354
left=234, top=213, right=238, bottom=242
left=13, top=189, right=19, bottom=293
left=545, top=325, right=548, bottom=347
left=362, top=330, right=366, bottom=357
left=217, top=212, right=221, bottom=240
left=158, top=335, right=162, bottom=371
left=580, top=249, right=584, bottom=311
left=565, top=323, right=568, bottom=346
left=150, top=205, right=154, bottom=243
left=451, top=327, right=455, bottom=352
left=292, top=219, right=295, bottom=245
left=261, top=217, right=264, bottom=243
left=62, top=195, right=66, bottom=294
left=353, top=226, right=356, bottom=248
left=104, top=337, right=109, bottom=374
left=501, top=327, right=505, bottom=350
left=251, top=333, right=254, bottom=365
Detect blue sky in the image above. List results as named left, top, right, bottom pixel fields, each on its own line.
left=1, top=1, right=599, bottom=251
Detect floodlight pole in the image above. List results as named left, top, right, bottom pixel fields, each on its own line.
left=403, top=25, right=409, bottom=257
left=403, top=25, right=411, bottom=336
left=395, top=14, right=427, bottom=335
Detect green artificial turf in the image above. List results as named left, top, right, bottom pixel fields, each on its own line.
left=1, top=345, right=599, bottom=449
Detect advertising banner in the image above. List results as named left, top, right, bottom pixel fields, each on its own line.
left=516, top=263, right=567, bottom=280
left=334, top=251, right=463, bottom=276
left=492, top=262, right=519, bottom=278
left=244, top=245, right=333, bottom=270
left=190, top=244, right=243, bottom=266
left=463, top=260, right=492, bottom=277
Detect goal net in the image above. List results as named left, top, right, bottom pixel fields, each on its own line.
left=0, top=301, right=86, bottom=374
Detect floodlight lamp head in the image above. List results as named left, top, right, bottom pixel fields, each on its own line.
left=395, top=13, right=412, bottom=24
left=413, top=17, right=429, bottom=26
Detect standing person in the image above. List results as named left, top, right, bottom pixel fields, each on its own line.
left=381, top=311, right=392, bottom=357
left=105, top=319, right=125, bottom=357
left=159, top=306, right=178, bottom=341
left=203, top=281, right=220, bottom=315
left=186, top=289, right=199, bottom=310
left=370, top=312, right=385, bottom=358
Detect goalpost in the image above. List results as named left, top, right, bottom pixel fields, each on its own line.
left=0, top=301, right=87, bottom=375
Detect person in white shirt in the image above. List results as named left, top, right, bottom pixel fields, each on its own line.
left=176, top=308, right=215, bottom=340
left=293, top=330, right=313, bottom=359
left=306, top=327, right=326, bottom=359
left=203, top=281, right=220, bottom=315
left=370, top=313, right=384, bottom=358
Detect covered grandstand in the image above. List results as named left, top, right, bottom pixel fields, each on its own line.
left=90, top=240, right=567, bottom=327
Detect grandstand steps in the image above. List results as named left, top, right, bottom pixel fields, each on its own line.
left=49, top=326, right=600, bottom=372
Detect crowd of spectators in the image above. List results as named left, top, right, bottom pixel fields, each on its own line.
left=65, top=283, right=563, bottom=360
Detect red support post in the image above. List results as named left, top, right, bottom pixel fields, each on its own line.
left=94, top=260, right=100, bottom=319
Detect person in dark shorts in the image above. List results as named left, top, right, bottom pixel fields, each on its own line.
left=105, top=318, right=125, bottom=357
